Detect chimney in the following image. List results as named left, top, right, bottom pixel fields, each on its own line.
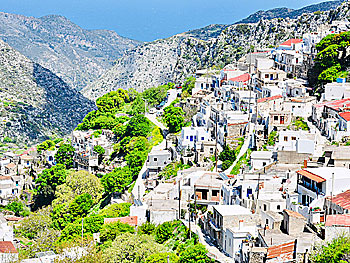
left=239, top=220, right=244, bottom=230
left=304, top=159, right=307, bottom=168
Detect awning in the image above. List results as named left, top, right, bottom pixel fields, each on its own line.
left=297, top=170, right=326, bottom=183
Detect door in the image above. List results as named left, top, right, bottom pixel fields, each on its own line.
left=280, top=116, right=285, bottom=124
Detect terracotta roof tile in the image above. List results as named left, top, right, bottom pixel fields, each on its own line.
left=257, top=95, right=282, bottom=103
left=280, top=39, right=303, bottom=46
left=326, top=214, right=350, bottom=227
left=0, top=241, right=17, bottom=254
left=297, top=169, right=326, bottom=183
left=283, top=209, right=306, bottom=219
left=229, top=73, right=250, bottom=82
left=327, top=190, right=350, bottom=209
left=339, top=112, right=350, bottom=122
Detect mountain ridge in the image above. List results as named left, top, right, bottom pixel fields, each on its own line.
left=0, top=12, right=141, bottom=90
left=82, top=0, right=348, bottom=100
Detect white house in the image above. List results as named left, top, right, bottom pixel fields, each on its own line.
left=250, top=151, right=274, bottom=170
left=0, top=215, right=13, bottom=242
left=178, top=127, right=210, bottom=150
left=323, top=82, right=350, bottom=101
left=277, top=130, right=315, bottom=155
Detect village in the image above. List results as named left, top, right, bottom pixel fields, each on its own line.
left=1, top=19, right=350, bottom=263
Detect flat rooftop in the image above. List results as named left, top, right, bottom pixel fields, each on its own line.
left=213, top=205, right=251, bottom=216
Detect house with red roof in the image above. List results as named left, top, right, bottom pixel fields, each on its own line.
left=0, top=241, right=18, bottom=262
left=278, top=39, right=303, bottom=50
left=228, top=73, right=250, bottom=89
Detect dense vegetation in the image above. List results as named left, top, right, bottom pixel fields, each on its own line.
left=311, top=236, right=350, bottom=263
left=219, top=145, right=236, bottom=170
left=309, top=31, right=350, bottom=92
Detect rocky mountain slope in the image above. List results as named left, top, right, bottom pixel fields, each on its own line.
left=0, top=39, right=95, bottom=145
left=237, top=0, right=342, bottom=24
left=83, top=1, right=349, bottom=100
left=0, top=13, right=141, bottom=90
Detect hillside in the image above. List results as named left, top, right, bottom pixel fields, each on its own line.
left=236, top=0, right=343, bottom=24
left=83, top=1, right=348, bottom=100
left=0, top=39, right=95, bottom=146
left=0, top=13, right=141, bottom=90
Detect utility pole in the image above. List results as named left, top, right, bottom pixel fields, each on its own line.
left=194, top=192, right=197, bottom=225
left=178, top=178, right=181, bottom=220
left=81, top=218, right=84, bottom=248
left=215, top=111, right=218, bottom=172
left=188, top=194, right=191, bottom=240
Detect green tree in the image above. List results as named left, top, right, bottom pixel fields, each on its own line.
left=182, top=77, right=195, bottom=95
left=102, top=233, right=166, bottom=263
left=34, top=164, right=67, bottom=208
left=125, top=114, right=152, bottom=137
left=98, top=203, right=131, bottom=218
left=37, top=140, right=55, bottom=153
left=17, top=207, right=52, bottom=239
left=68, top=193, right=94, bottom=219
left=179, top=244, right=213, bottom=263
left=101, top=167, right=133, bottom=194
left=55, top=143, right=75, bottom=169
left=54, top=170, right=103, bottom=205
left=100, top=221, right=135, bottom=243
left=125, top=150, right=148, bottom=177
left=5, top=201, right=29, bottom=217
left=146, top=252, right=179, bottom=263
left=93, top=145, right=105, bottom=164
left=138, top=221, right=156, bottom=235
left=96, top=89, right=130, bottom=113
left=155, top=221, right=174, bottom=244
left=60, top=215, right=104, bottom=241
left=219, top=145, right=236, bottom=163
left=311, top=235, right=350, bottom=263
left=163, top=106, right=185, bottom=133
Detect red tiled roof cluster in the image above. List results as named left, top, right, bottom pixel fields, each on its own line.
left=327, top=190, right=350, bottom=209
left=280, top=39, right=303, bottom=46
left=325, top=214, right=350, bottom=227
left=257, top=95, right=283, bottom=103
left=339, top=112, right=350, bottom=122
left=104, top=216, right=138, bottom=227
left=0, top=241, right=17, bottom=254
left=229, top=73, right=250, bottom=83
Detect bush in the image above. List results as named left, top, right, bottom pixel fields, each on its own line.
left=155, top=221, right=174, bottom=244
left=100, top=221, right=135, bottom=243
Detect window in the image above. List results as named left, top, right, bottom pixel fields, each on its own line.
left=264, top=204, right=267, bottom=211
left=16, top=181, right=18, bottom=186
left=186, top=136, right=188, bottom=139
left=201, top=137, right=204, bottom=141
left=212, top=190, right=219, bottom=196
left=274, top=116, right=278, bottom=121
left=277, top=205, right=281, bottom=210
left=154, top=158, right=158, bottom=162
left=291, top=137, right=296, bottom=141
left=263, top=162, right=266, bottom=166
left=265, top=74, right=269, bottom=78
left=190, top=136, right=194, bottom=142
left=284, top=136, right=288, bottom=142
left=210, top=148, right=214, bottom=154
left=266, top=219, right=269, bottom=225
